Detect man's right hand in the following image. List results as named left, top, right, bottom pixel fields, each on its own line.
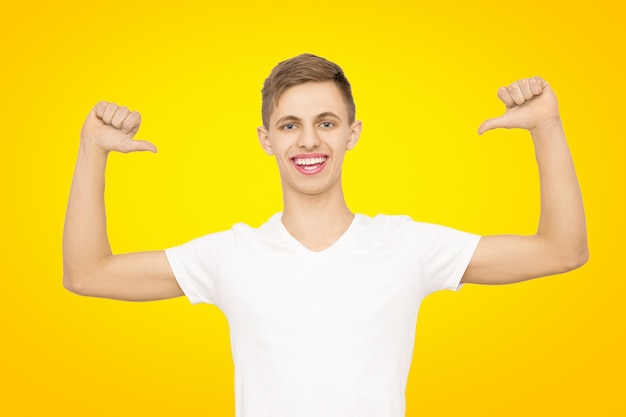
left=81, top=101, right=157, bottom=154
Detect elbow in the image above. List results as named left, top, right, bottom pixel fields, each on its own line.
left=63, top=255, right=115, bottom=298
left=573, top=245, right=590, bottom=269
left=63, top=272, right=83, bottom=295
left=537, top=232, right=589, bottom=275
left=63, top=268, right=94, bottom=296
left=557, top=244, right=589, bottom=274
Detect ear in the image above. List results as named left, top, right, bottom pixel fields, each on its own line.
left=346, top=120, right=362, bottom=150
left=257, top=126, right=274, bottom=155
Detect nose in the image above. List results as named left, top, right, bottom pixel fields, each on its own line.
left=296, top=126, right=320, bottom=150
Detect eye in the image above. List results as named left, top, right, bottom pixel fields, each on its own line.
left=319, top=121, right=335, bottom=129
left=281, top=123, right=297, bottom=131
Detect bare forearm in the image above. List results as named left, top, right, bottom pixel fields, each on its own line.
left=62, top=141, right=112, bottom=287
left=531, top=119, right=588, bottom=268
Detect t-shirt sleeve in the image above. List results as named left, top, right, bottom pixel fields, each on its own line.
left=408, top=220, right=481, bottom=293
left=165, top=230, right=236, bottom=305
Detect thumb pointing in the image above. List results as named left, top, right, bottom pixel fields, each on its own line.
left=477, top=116, right=506, bottom=135
left=128, top=139, right=158, bottom=153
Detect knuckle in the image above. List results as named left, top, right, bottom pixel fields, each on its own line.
left=95, top=101, right=108, bottom=117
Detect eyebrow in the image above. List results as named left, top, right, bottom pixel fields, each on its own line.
left=274, top=115, right=301, bottom=127
left=274, top=112, right=342, bottom=128
left=317, top=112, right=342, bottom=121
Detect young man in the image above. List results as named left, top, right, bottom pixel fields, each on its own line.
left=63, top=54, right=588, bottom=416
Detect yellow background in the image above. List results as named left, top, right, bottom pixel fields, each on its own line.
left=1, top=0, right=624, bottom=415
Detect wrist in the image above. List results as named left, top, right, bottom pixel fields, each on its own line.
left=78, top=136, right=109, bottom=160
left=530, top=117, right=563, bottom=137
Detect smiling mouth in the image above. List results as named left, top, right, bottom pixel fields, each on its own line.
left=292, top=156, right=328, bottom=173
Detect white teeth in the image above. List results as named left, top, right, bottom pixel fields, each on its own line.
left=294, top=157, right=326, bottom=166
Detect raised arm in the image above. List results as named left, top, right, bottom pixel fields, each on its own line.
left=462, top=78, right=588, bottom=285
left=63, top=102, right=183, bottom=301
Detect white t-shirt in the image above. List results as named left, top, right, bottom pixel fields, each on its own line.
left=165, top=213, right=480, bottom=417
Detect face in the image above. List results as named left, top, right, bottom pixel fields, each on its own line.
left=257, top=81, right=362, bottom=197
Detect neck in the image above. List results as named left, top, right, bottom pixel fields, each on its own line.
left=280, top=179, right=354, bottom=252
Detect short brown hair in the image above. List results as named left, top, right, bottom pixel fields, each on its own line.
left=261, top=53, right=356, bottom=128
